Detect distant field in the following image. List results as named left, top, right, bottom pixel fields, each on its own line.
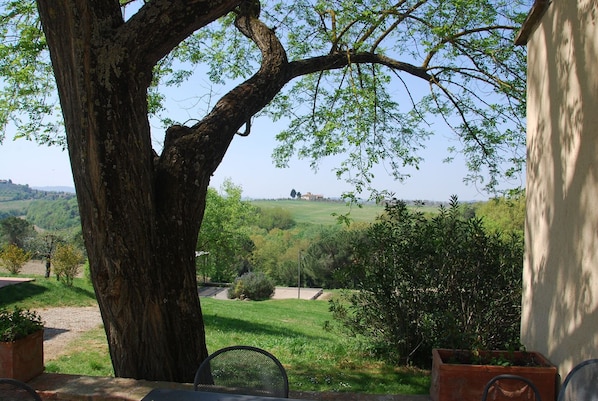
left=251, top=199, right=385, bottom=225
left=0, top=199, right=31, bottom=213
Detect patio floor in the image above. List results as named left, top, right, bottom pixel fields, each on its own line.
left=28, top=373, right=432, bottom=401
left=0, top=276, right=34, bottom=288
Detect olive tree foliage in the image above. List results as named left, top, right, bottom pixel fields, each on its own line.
left=0, top=0, right=528, bottom=381
left=0, top=217, right=35, bottom=248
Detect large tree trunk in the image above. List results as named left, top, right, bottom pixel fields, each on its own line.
left=35, top=0, right=290, bottom=381
left=34, top=0, right=241, bottom=381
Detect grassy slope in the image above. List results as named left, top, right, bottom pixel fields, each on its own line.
left=1, top=274, right=430, bottom=394
left=202, top=297, right=430, bottom=394
left=0, top=274, right=97, bottom=308
left=0, top=199, right=32, bottom=213
left=250, top=200, right=385, bottom=225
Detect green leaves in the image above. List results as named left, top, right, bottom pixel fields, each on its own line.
left=0, top=0, right=530, bottom=197
left=197, top=180, right=257, bottom=282
left=333, top=196, right=524, bottom=365
left=0, top=0, right=62, bottom=145
left=266, top=0, right=528, bottom=197
left=142, top=0, right=529, bottom=199
left=0, top=307, right=43, bottom=342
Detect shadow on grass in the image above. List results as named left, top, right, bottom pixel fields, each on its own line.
left=64, top=285, right=96, bottom=299
left=203, top=313, right=330, bottom=342
left=290, top=359, right=430, bottom=394
left=0, top=281, right=48, bottom=304
left=0, top=278, right=96, bottom=307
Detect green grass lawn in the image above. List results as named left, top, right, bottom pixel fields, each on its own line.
left=0, top=273, right=97, bottom=308
left=250, top=200, right=385, bottom=225
left=201, top=298, right=429, bottom=394
left=1, top=274, right=430, bottom=394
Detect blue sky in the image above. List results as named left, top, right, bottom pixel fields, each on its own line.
left=0, top=2, right=529, bottom=203
left=0, top=6, right=525, bottom=203
left=0, top=118, right=500, bottom=202
left=0, top=73, right=521, bottom=202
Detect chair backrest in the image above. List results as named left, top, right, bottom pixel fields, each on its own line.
left=193, top=345, right=289, bottom=398
left=481, top=374, right=542, bottom=401
left=557, top=358, right=598, bottom=401
left=0, top=378, right=43, bottom=401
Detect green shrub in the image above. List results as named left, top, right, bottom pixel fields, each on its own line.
left=53, top=243, right=84, bottom=286
left=331, top=196, right=523, bottom=367
left=83, top=259, right=92, bottom=284
left=0, top=243, right=31, bottom=274
left=0, top=307, right=44, bottom=342
left=228, top=272, right=275, bottom=300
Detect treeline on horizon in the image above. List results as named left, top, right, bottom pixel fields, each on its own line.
left=0, top=180, right=524, bottom=289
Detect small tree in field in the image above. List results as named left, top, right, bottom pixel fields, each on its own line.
left=0, top=244, right=31, bottom=274
left=0, top=217, right=34, bottom=249
left=53, top=244, right=84, bottom=286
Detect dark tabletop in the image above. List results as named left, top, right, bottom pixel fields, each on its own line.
left=141, top=388, right=312, bottom=401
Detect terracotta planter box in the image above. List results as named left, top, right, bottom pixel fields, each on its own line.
left=430, top=348, right=557, bottom=401
left=0, top=330, right=44, bottom=382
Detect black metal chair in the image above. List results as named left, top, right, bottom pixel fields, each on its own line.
left=193, top=345, right=289, bottom=398
left=0, top=378, right=43, bottom=401
left=481, top=374, right=542, bottom=401
left=557, top=358, right=598, bottom=401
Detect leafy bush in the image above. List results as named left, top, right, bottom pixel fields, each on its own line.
left=0, top=307, right=44, bottom=342
left=256, top=207, right=295, bottom=231
left=330, top=196, right=523, bottom=367
left=0, top=243, right=31, bottom=274
left=228, top=272, right=275, bottom=300
left=83, top=259, right=92, bottom=284
left=53, top=243, right=84, bottom=286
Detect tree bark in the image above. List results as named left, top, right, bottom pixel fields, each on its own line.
left=34, top=0, right=401, bottom=382
left=34, top=0, right=241, bottom=381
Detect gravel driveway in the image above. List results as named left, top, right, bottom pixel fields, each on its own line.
left=7, top=261, right=104, bottom=362
left=36, top=306, right=103, bottom=361
left=7, top=261, right=323, bottom=362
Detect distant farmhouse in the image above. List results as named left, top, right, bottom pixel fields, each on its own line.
left=300, top=192, right=324, bottom=201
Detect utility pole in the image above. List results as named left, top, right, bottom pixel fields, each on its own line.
left=297, top=250, right=301, bottom=299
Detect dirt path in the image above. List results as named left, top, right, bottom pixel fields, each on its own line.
left=6, top=261, right=325, bottom=361
left=7, top=261, right=104, bottom=362
left=36, top=306, right=103, bottom=361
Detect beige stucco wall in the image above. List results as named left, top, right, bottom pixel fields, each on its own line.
left=522, top=0, right=598, bottom=377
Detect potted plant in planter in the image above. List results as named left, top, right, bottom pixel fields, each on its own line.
left=430, top=348, right=557, bottom=401
left=0, top=307, right=44, bottom=382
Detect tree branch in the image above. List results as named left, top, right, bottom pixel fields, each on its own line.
left=118, top=0, right=242, bottom=67
left=161, top=4, right=290, bottom=174
left=422, top=25, right=519, bottom=68
left=289, top=51, right=433, bottom=83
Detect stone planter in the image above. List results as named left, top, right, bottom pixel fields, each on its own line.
left=430, top=348, right=557, bottom=401
left=0, top=329, right=44, bottom=382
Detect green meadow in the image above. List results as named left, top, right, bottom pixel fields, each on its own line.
left=0, top=275, right=430, bottom=395
left=250, top=199, right=385, bottom=225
